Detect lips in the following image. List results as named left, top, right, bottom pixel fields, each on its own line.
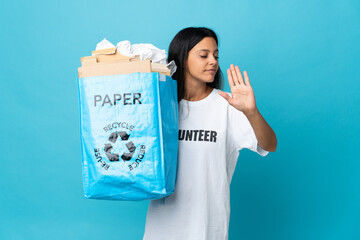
left=206, top=69, right=217, bottom=73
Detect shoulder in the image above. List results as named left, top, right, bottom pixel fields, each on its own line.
left=211, top=88, right=230, bottom=105
left=212, top=88, right=248, bottom=119
left=211, top=88, right=238, bottom=113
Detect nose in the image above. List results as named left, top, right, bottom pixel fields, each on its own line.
left=209, top=55, right=218, bottom=65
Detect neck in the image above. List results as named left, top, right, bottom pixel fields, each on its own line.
left=184, top=81, right=212, bottom=101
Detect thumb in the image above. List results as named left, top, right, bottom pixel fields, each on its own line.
left=218, top=91, right=232, bottom=104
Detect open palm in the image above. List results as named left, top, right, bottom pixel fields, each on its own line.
left=219, top=64, right=257, bottom=115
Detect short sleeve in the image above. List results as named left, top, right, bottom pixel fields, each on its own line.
left=227, top=104, right=269, bottom=157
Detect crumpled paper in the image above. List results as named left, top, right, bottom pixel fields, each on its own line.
left=96, top=38, right=116, bottom=50
left=95, top=38, right=176, bottom=76
left=116, top=40, right=167, bottom=64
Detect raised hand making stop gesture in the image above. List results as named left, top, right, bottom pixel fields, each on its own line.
left=218, top=64, right=257, bottom=116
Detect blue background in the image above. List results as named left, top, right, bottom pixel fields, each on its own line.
left=1, top=0, right=359, bottom=239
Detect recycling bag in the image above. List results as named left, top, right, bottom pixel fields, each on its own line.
left=77, top=72, right=178, bottom=200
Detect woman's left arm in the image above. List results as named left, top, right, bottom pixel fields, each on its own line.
left=219, top=64, right=277, bottom=152
left=242, top=107, right=277, bottom=152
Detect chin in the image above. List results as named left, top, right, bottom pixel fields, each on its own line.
left=195, top=75, right=215, bottom=84
left=205, top=77, right=215, bottom=83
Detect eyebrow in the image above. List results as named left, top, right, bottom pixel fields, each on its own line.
left=195, top=49, right=219, bottom=53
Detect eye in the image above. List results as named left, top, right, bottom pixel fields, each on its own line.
left=200, top=55, right=219, bottom=60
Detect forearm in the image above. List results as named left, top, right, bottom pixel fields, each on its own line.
left=244, top=108, right=277, bottom=152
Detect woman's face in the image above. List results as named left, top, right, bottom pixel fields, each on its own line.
left=184, top=37, right=219, bottom=84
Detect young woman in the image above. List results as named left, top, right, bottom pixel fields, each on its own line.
left=143, top=27, right=277, bottom=240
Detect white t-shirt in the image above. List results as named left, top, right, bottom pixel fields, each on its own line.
left=143, top=88, right=269, bottom=240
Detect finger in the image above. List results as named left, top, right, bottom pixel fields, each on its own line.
left=235, top=66, right=245, bottom=85
left=243, top=71, right=251, bottom=86
left=230, top=64, right=241, bottom=85
left=218, top=91, right=232, bottom=104
left=227, top=68, right=235, bottom=88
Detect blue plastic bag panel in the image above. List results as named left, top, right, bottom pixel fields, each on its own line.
left=78, top=72, right=178, bottom=200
